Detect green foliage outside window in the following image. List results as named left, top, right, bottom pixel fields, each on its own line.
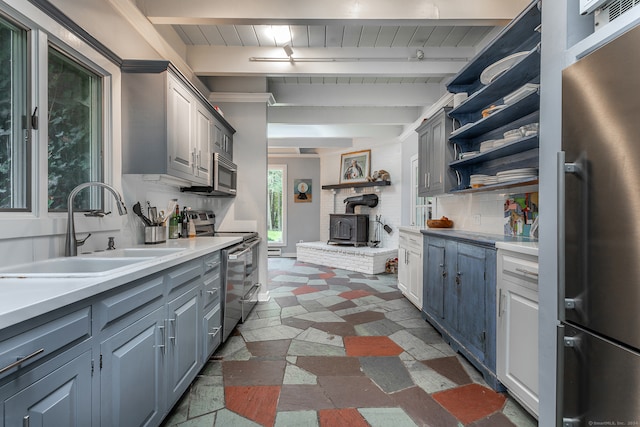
left=268, top=168, right=283, bottom=243
left=47, top=48, right=102, bottom=211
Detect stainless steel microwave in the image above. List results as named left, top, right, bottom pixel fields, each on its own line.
left=181, top=153, right=237, bottom=196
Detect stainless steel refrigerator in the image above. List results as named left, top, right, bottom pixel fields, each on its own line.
left=559, top=24, right=640, bottom=425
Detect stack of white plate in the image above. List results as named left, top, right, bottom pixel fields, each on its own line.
left=496, top=168, right=538, bottom=182
left=479, top=140, right=496, bottom=152
left=483, top=176, right=499, bottom=185
left=504, top=83, right=540, bottom=105
left=459, top=151, right=480, bottom=160
left=470, top=174, right=489, bottom=187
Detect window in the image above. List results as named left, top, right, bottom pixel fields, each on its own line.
left=411, top=155, right=430, bottom=226
left=268, top=165, right=287, bottom=246
left=0, top=17, right=29, bottom=211
left=47, top=47, right=103, bottom=211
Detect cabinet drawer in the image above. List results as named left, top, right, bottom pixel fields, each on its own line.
left=203, top=304, right=222, bottom=360
left=96, top=275, right=164, bottom=331
left=203, top=270, right=221, bottom=310
left=399, top=231, right=422, bottom=252
left=502, top=254, right=538, bottom=290
left=203, top=252, right=221, bottom=275
left=0, top=308, right=91, bottom=379
left=166, top=259, right=202, bottom=294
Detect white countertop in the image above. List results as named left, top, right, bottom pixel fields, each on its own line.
left=0, top=237, right=242, bottom=330
left=398, top=225, right=423, bottom=235
left=495, top=241, right=539, bottom=257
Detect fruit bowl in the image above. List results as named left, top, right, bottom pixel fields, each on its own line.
left=427, top=217, right=454, bottom=228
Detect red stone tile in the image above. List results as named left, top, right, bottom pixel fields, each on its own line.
left=344, top=336, right=404, bottom=357
left=225, top=385, right=280, bottom=427
left=432, top=383, right=507, bottom=425
left=292, top=285, right=321, bottom=295
left=318, top=408, right=369, bottom=427
left=339, top=289, right=372, bottom=300
left=319, top=272, right=335, bottom=279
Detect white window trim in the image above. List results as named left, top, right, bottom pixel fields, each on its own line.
left=410, top=154, right=429, bottom=227
left=268, top=164, right=287, bottom=247
left=0, top=0, right=122, bottom=240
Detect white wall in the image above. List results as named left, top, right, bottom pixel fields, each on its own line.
left=268, top=156, right=321, bottom=257
left=319, top=139, right=403, bottom=249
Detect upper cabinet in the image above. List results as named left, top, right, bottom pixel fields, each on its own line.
left=121, top=61, right=235, bottom=186
left=416, top=108, right=456, bottom=196
left=446, top=1, right=541, bottom=193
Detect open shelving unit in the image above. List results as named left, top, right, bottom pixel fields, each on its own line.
left=321, top=180, right=391, bottom=190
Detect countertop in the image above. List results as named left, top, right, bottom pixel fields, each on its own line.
left=420, top=228, right=538, bottom=249
left=495, top=241, right=539, bottom=257
left=0, top=237, right=242, bottom=330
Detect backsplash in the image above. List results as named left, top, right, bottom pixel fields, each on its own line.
left=432, top=185, right=539, bottom=236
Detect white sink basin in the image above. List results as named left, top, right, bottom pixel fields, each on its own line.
left=93, top=247, right=186, bottom=258
left=0, top=257, right=153, bottom=278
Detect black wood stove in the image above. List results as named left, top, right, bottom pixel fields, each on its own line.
left=328, top=194, right=378, bottom=247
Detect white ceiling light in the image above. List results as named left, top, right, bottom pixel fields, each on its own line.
left=269, top=25, right=291, bottom=45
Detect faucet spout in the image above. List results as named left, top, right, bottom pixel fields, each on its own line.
left=65, top=182, right=128, bottom=256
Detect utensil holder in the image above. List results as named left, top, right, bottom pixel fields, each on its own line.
left=145, top=226, right=167, bottom=244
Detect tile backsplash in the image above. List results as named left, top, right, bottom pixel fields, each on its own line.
left=433, top=185, right=539, bottom=236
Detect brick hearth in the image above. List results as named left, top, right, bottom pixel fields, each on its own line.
left=296, top=241, right=398, bottom=274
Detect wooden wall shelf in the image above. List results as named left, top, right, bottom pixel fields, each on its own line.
left=321, top=180, right=391, bottom=190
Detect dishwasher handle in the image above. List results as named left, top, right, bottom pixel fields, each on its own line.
left=228, top=238, right=261, bottom=260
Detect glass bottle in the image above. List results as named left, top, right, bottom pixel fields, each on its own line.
left=169, top=205, right=180, bottom=239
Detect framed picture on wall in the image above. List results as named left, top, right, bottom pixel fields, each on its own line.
left=294, top=179, right=312, bottom=203
left=340, top=149, right=371, bottom=183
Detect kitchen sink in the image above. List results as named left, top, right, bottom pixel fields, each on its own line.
left=93, top=247, right=186, bottom=258
left=0, top=256, right=153, bottom=278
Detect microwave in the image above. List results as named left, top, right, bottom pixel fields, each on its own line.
left=181, top=153, right=237, bottom=196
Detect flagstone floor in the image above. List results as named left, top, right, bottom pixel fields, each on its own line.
left=161, top=258, right=538, bottom=427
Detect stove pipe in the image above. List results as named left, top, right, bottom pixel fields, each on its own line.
left=344, top=194, right=379, bottom=214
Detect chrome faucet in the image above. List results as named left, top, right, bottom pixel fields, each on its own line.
left=65, top=182, right=127, bottom=256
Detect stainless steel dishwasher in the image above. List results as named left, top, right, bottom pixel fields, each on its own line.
left=221, top=233, right=261, bottom=342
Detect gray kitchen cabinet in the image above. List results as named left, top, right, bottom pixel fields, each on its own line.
left=0, top=248, right=226, bottom=427
left=214, top=123, right=233, bottom=160
left=2, top=348, right=93, bottom=427
left=416, top=108, right=456, bottom=196
left=100, top=306, right=165, bottom=427
left=422, top=233, right=499, bottom=390
left=166, top=283, right=200, bottom=409
left=121, top=61, right=234, bottom=186
left=497, top=249, right=539, bottom=417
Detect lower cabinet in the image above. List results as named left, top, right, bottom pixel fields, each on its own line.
left=100, top=306, right=165, bottom=427
left=398, top=229, right=423, bottom=309
left=496, top=249, right=539, bottom=417
left=2, top=347, right=93, bottom=427
left=422, top=233, right=499, bottom=390
left=0, top=249, right=225, bottom=427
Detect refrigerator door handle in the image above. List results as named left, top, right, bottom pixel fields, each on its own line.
left=558, top=151, right=567, bottom=322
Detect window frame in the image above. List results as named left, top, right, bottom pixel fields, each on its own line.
left=410, top=154, right=429, bottom=227
left=267, top=164, right=287, bottom=247
left=0, top=2, right=121, bottom=240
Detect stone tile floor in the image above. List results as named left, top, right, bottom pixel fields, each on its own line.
left=162, top=258, right=538, bottom=427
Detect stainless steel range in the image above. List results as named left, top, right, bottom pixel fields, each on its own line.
left=191, top=210, right=261, bottom=342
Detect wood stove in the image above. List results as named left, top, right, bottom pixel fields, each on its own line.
left=328, top=194, right=378, bottom=247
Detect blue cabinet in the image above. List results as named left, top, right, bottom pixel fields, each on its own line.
left=445, top=1, right=541, bottom=193
left=416, top=108, right=456, bottom=196
left=422, top=233, right=499, bottom=390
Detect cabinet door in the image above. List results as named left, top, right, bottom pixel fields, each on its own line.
left=167, top=76, right=194, bottom=178
left=4, top=350, right=92, bottom=427
left=454, top=243, right=488, bottom=359
left=397, top=245, right=409, bottom=295
left=166, top=285, right=200, bottom=408
left=417, top=123, right=431, bottom=197
left=100, top=306, right=165, bottom=427
left=407, top=247, right=423, bottom=309
left=194, top=104, right=213, bottom=185
left=424, top=237, right=446, bottom=319
left=428, top=118, right=445, bottom=194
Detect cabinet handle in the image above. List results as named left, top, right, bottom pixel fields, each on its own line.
left=515, top=267, right=539, bottom=277
left=23, top=415, right=29, bottom=427
left=0, top=348, right=44, bottom=374
left=154, top=324, right=166, bottom=351
left=498, top=289, right=504, bottom=317
left=424, top=174, right=428, bottom=187
left=427, top=172, right=431, bottom=187
left=191, top=151, right=196, bottom=172
left=209, top=326, right=222, bottom=337
left=168, top=318, right=176, bottom=344
left=197, top=150, right=202, bottom=168
left=207, top=289, right=218, bottom=295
